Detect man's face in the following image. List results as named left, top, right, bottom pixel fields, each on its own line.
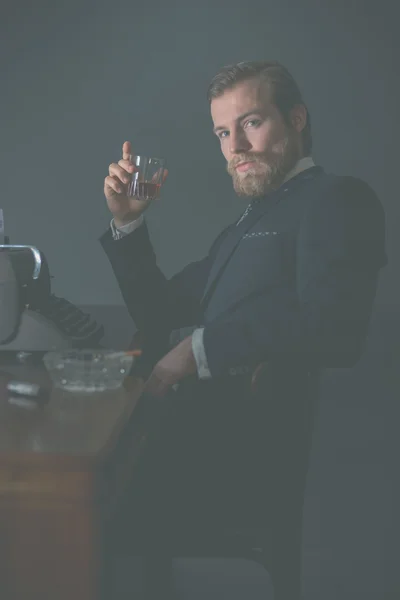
left=211, top=78, right=302, bottom=198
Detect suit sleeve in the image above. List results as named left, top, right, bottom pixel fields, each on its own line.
left=100, top=220, right=231, bottom=360
left=202, top=177, right=387, bottom=375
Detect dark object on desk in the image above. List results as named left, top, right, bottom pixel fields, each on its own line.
left=0, top=244, right=104, bottom=355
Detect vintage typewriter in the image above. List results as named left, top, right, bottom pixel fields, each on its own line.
left=0, top=243, right=104, bottom=363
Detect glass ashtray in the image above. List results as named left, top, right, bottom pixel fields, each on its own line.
left=43, top=349, right=135, bottom=393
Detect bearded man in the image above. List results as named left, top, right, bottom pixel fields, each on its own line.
left=101, top=61, right=387, bottom=600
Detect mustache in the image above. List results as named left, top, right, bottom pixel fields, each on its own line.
left=228, top=154, right=265, bottom=171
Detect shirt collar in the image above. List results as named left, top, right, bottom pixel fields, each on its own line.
left=283, top=156, right=316, bottom=184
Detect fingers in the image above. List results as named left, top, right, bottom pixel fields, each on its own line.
left=151, top=167, right=168, bottom=183
left=155, top=168, right=168, bottom=197
left=104, top=175, right=123, bottom=195
left=108, top=161, right=134, bottom=185
left=118, top=158, right=136, bottom=173
left=104, top=167, right=127, bottom=196
left=149, top=168, right=168, bottom=196
left=122, top=141, right=133, bottom=161
left=150, top=168, right=162, bottom=184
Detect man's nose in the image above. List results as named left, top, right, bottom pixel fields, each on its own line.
left=229, top=129, right=251, bottom=155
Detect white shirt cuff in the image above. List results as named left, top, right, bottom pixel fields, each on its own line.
left=110, top=215, right=144, bottom=239
left=191, top=327, right=212, bottom=379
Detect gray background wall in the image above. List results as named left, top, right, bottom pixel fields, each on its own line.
left=1, top=1, right=399, bottom=598
left=0, top=0, right=398, bottom=310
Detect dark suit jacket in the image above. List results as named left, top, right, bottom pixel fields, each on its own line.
left=101, top=167, right=386, bottom=488
left=100, top=166, right=387, bottom=527
left=101, top=166, right=387, bottom=594
left=100, top=166, right=386, bottom=374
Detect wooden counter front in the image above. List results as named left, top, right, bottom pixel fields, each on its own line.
left=0, top=365, right=147, bottom=600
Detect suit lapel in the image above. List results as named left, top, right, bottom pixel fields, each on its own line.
left=200, top=194, right=281, bottom=306
left=200, top=166, right=324, bottom=307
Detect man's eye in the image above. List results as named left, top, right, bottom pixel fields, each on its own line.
left=245, top=119, right=261, bottom=128
left=218, top=131, right=229, bottom=139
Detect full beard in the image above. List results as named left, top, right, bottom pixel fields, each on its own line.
left=227, top=134, right=300, bottom=198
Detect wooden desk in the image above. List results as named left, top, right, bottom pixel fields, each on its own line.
left=0, top=364, right=148, bottom=600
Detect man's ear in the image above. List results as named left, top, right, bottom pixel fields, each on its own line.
left=290, top=104, right=308, bottom=133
